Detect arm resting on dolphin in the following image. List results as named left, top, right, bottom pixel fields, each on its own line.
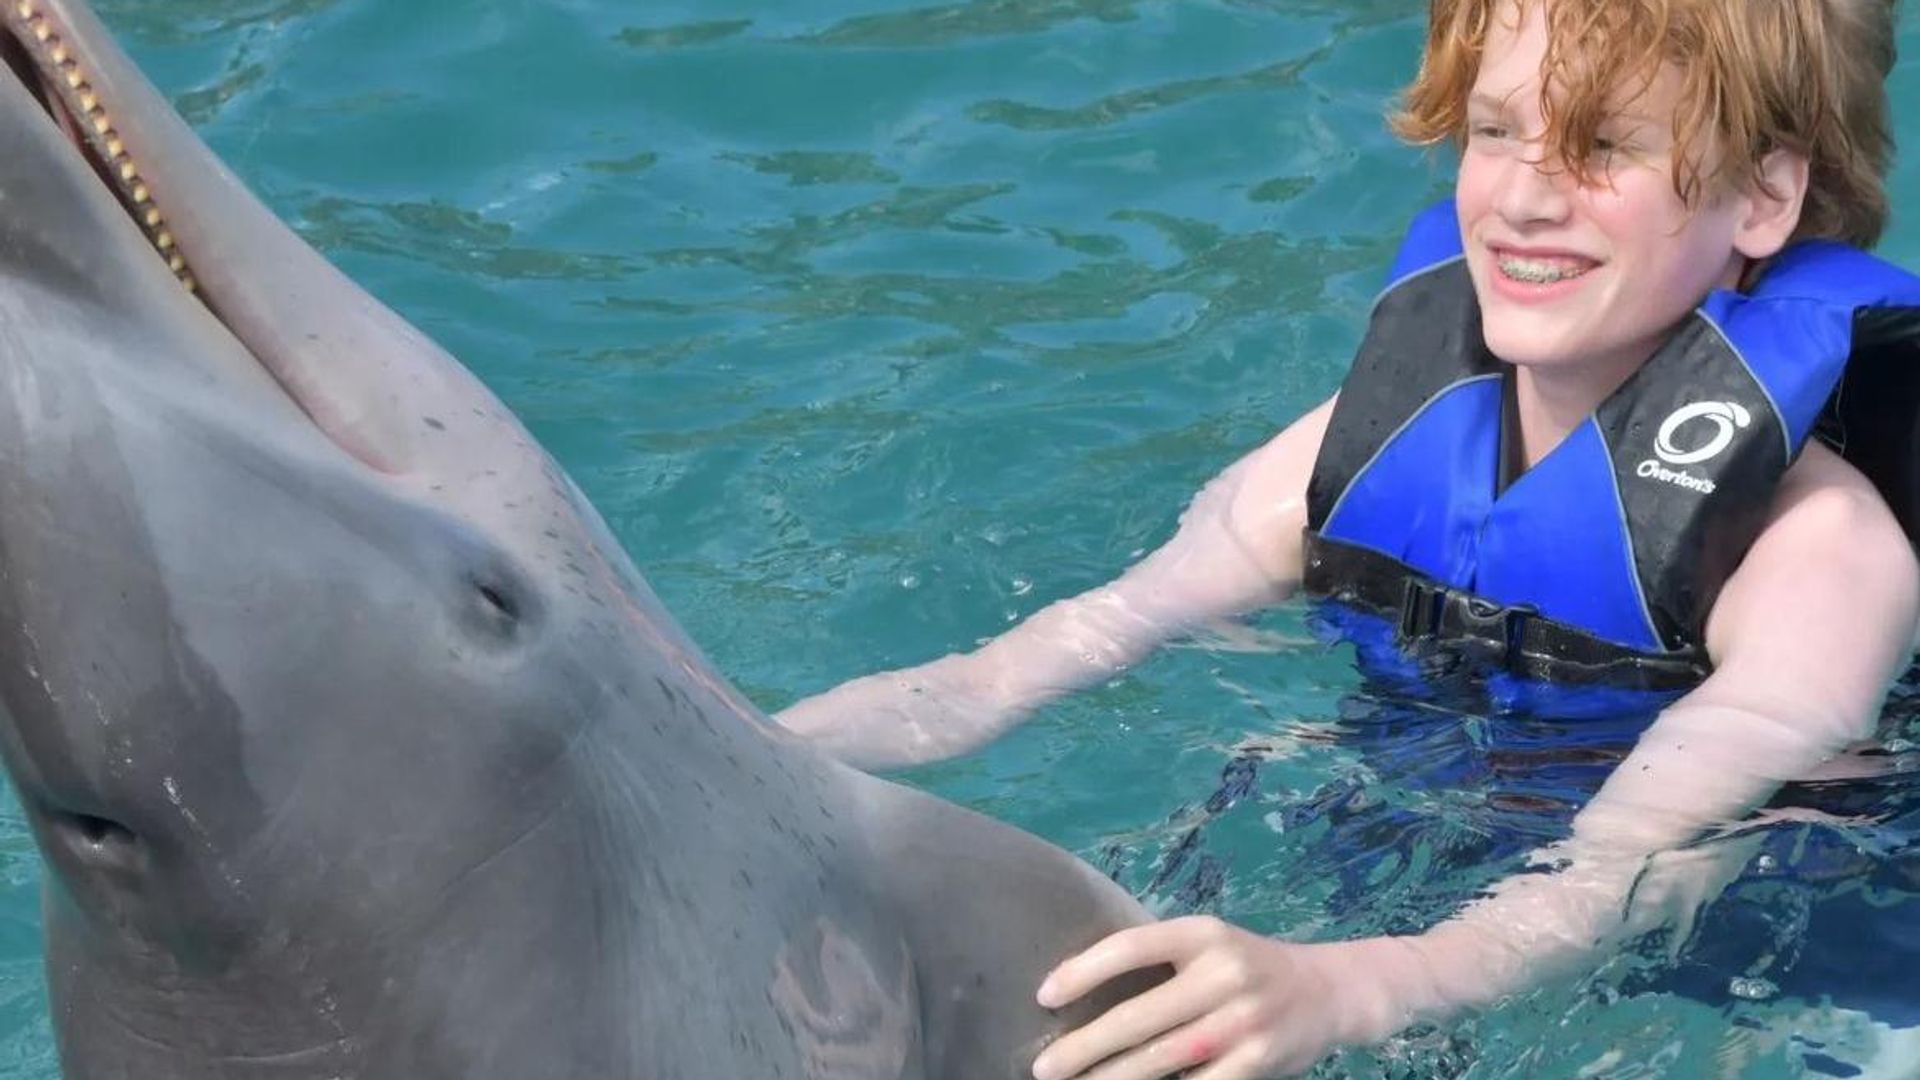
left=1030, top=441, right=1920, bottom=1079
left=777, top=398, right=1336, bottom=770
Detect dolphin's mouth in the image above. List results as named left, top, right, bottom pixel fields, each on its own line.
left=0, top=1, right=413, bottom=471
left=2, top=1, right=199, bottom=294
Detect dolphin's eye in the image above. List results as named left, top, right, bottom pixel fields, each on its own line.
left=434, top=523, right=542, bottom=648
left=476, top=581, right=518, bottom=621
left=461, top=568, right=538, bottom=646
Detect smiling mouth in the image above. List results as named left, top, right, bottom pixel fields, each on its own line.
left=1494, top=250, right=1597, bottom=286
left=2, top=0, right=198, bottom=294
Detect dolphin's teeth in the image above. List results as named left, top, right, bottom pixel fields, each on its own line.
left=11, top=4, right=200, bottom=294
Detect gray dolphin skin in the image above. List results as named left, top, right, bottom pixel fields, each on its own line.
left=0, top=2, right=1166, bottom=1076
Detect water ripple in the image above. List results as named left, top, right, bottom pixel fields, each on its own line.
left=970, top=48, right=1329, bottom=131
left=96, top=0, right=341, bottom=45
left=614, top=19, right=754, bottom=50
left=799, top=0, right=1145, bottom=48
left=717, top=150, right=901, bottom=187
left=297, top=196, right=634, bottom=281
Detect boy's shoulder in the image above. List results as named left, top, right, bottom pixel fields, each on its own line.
left=1702, top=436, right=1918, bottom=681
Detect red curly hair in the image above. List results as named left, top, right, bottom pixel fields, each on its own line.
left=1391, top=0, right=1900, bottom=248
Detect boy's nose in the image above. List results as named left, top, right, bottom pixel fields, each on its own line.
left=1494, top=147, right=1574, bottom=228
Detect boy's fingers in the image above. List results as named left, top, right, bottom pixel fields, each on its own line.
left=1079, top=1014, right=1244, bottom=1080
left=1038, top=917, right=1225, bottom=1008
left=1031, top=965, right=1223, bottom=1080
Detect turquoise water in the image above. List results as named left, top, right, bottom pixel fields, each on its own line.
left=2, top=0, right=1918, bottom=1075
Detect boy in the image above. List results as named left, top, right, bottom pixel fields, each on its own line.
left=781, top=1, right=1920, bottom=1076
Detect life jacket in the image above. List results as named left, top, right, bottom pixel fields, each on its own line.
left=1302, top=200, right=1920, bottom=690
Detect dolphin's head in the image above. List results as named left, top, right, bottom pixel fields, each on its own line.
left=0, top=2, right=786, bottom=1072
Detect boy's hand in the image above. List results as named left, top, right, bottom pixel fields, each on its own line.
left=1031, top=917, right=1386, bottom=1080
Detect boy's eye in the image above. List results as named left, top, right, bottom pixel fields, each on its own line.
left=1469, top=123, right=1509, bottom=141
left=1589, top=136, right=1634, bottom=164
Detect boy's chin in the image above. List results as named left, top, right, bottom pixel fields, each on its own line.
left=1479, top=330, right=1593, bottom=371
left=1481, top=316, right=1668, bottom=379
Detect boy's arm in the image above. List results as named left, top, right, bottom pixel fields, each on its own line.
left=776, top=397, right=1336, bottom=770
left=1029, top=441, right=1919, bottom=1079
left=1350, top=439, right=1919, bottom=1036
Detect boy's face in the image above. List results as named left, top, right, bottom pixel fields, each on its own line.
left=1455, top=0, right=1752, bottom=378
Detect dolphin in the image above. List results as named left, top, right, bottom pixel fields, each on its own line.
left=0, top=2, right=1165, bottom=1076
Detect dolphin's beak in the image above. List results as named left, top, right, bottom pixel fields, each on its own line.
left=1, top=0, right=524, bottom=477
left=1, top=5, right=196, bottom=287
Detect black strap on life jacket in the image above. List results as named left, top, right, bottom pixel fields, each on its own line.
left=1303, top=534, right=1711, bottom=691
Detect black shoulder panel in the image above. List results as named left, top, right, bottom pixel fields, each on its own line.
left=1593, top=317, right=1788, bottom=649
left=1817, top=307, right=1920, bottom=548
left=1306, top=260, right=1499, bottom=529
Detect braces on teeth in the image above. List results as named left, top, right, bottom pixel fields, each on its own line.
left=1498, top=257, right=1588, bottom=284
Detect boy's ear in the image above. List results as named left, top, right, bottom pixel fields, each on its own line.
left=1733, top=149, right=1811, bottom=259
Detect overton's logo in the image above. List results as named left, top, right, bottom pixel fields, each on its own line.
left=1637, top=401, right=1753, bottom=496
left=1654, top=401, right=1751, bottom=466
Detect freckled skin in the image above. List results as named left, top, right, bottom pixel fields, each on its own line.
left=0, top=2, right=1166, bottom=1077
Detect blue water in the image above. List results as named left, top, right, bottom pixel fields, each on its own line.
left=2, top=0, right=1918, bottom=1075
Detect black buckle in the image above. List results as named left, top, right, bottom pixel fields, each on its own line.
left=1398, top=579, right=1537, bottom=668
left=1398, top=577, right=1444, bottom=639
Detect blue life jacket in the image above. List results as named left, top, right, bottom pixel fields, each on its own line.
left=1302, top=200, right=1920, bottom=690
